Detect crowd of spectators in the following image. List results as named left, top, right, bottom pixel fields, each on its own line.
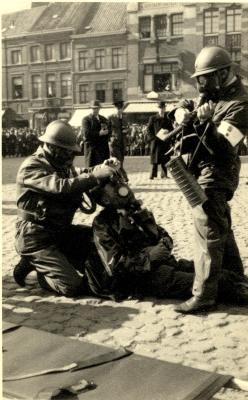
left=2, top=123, right=248, bottom=158
left=2, top=127, right=42, bottom=158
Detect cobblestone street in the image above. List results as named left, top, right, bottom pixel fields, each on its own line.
left=2, top=156, right=248, bottom=400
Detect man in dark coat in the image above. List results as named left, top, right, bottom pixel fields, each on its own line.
left=147, top=101, right=173, bottom=179
left=14, top=119, right=120, bottom=297
left=108, top=100, right=129, bottom=181
left=172, top=46, right=248, bottom=314
left=82, top=100, right=110, bottom=168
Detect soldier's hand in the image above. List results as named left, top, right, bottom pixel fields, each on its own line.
left=92, top=161, right=118, bottom=181
left=174, top=108, right=192, bottom=125
left=103, top=157, right=121, bottom=171
left=197, top=100, right=216, bottom=123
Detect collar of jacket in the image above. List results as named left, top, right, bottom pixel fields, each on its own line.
left=219, top=76, right=243, bottom=100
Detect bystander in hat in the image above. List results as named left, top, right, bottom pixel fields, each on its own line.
left=90, top=100, right=101, bottom=108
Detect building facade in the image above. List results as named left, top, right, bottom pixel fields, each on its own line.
left=2, top=2, right=248, bottom=128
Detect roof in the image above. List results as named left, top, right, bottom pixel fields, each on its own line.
left=1, top=6, right=47, bottom=37
left=29, top=2, right=92, bottom=33
left=69, top=107, right=116, bottom=127
left=1, top=3, right=127, bottom=37
left=77, top=2, right=127, bottom=35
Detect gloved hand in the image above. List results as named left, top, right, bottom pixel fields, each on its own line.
left=197, top=100, right=216, bottom=123
left=92, top=163, right=116, bottom=181
left=103, top=157, right=121, bottom=170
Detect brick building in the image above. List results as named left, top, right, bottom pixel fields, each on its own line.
left=2, top=2, right=248, bottom=128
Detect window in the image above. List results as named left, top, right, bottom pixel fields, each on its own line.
left=95, top=49, right=105, bottom=70
left=95, top=83, right=106, bottom=102
left=203, top=36, right=219, bottom=46
left=46, top=74, right=56, bottom=97
left=204, top=9, right=219, bottom=34
left=30, top=46, right=40, bottom=62
left=45, top=44, right=54, bottom=61
left=155, top=14, right=167, bottom=37
left=32, top=75, right=41, bottom=99
left=60, top=42, right=71, bottom=59
left=11, top=50, right=21, bottom=64
left=143, top=63, right=176, bottom=93
left=61, top=73, right=71, bottom=97
left=12, top=77, right=23, bottom=99
left=79, top=51, right=88, bottom=71
left=139, top=17, right=151, bottom=39
left=112, top=48, right=123, bottom=69
left=226, top=7, right=242, bottom=63
left=226, top=6, right=241, bottom=32
left=79, top=84, right=89, bottom=103
left=112, top=82, right=123, bottom=102
left=171, top=13, right=183, bottom=36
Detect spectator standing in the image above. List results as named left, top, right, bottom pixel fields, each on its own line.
left=108, top=100, right=129, bottom=181
left=147, top=101, right=173, bottom=179
left=82, top=100, right=110, bottom=167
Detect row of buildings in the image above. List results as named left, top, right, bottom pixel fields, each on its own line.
left=2, top=2, right=248, bottom=128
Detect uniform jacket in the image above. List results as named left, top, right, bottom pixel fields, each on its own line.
left=15, top=146, right=98, bottom=253
left=108, top=113, right=129, bottom=161
left=85, top=207, right=174, bottom=299
left=147, top=113, right=173, bottom=164
left=82, top=113, right=110, bottom=167
left=191, top=77, right=248, bottom=198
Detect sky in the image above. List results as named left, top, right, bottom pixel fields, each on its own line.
left=0, top=0, right=32, bottom=15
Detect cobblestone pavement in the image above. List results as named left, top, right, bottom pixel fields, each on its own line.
left=2, top=157, right=248, bottom=400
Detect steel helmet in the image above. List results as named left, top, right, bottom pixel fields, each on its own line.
left=191, top=46, right=233, bottom=78
left=39, top=120, right=81, bottom=153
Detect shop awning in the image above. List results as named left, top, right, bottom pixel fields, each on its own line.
left=69, top=107, right=115, bottom=127
left=124, top=102, right=160, bottom=113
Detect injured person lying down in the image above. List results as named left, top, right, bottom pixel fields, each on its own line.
left=85, top=174, right=248, bottom=306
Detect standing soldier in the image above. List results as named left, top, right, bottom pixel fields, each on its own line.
left=108, top=100, right=129, bottom=182
left=147, top=101, right=173, bottom=179
left=173, top=46, right=248, bottom=314
left=82, top=100, right=110, bottom=168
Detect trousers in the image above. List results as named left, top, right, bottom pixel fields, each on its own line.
left=18, top=224, right=93, bottom=297
left=192, top=190, right=243, bottom=301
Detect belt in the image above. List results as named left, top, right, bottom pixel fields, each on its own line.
left=17, top=209, right=62, bottom=231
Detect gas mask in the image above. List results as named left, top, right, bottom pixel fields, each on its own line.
left=196, top=68, right=229, bottom=103
left=45, top=144, right=76, bottom=168
left=90, top=177, right=140, bottom=211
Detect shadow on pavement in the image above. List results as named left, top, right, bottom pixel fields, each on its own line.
left=2, top=274, right=141, bottom=336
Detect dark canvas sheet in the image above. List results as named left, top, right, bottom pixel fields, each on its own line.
left=3, top=322, right=232, bottom=400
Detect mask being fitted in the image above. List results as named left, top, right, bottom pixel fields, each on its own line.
left=90, top=178, right=140, bottom=211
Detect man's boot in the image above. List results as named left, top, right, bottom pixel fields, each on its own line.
left=13, top=256, right=35, bottom=287
left=174, top=296, right=217, bottom=314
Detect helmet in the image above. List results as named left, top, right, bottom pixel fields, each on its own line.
left=39, top=120, right=81, bottom=153
left=191, top=46, right=232, bottom=78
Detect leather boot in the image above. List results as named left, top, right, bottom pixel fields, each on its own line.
left=174, top=296, right=217, bottom=314
left=13, top=256, right=35, bottom=287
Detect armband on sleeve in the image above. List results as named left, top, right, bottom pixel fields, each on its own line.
left=217, top=121, right=244, bottom=147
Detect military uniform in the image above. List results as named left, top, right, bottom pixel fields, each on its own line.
left=85, top=207, right=194, bottom=300
left=190, top=77, right=248, bottom=302
left=15, top=145, right=99, bottom=296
